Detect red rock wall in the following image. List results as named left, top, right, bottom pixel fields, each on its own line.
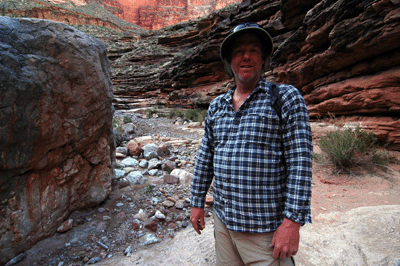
left=120, top=0, right=240, bottom=30
left=5, top=7, right=134, bottom=32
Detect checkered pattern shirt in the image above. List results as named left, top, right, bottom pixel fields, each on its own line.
left=191, top=78, right=312, bottom=233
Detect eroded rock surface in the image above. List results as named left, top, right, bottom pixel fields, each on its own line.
left=109, top=0, right=400, bottom=149
left=0, top=17, right=115, bottom=264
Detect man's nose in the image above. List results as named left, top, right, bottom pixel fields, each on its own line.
left=243, top=50, right=251, bottom=60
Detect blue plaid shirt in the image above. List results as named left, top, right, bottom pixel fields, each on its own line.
left=191, top=78, right=312, bottom=233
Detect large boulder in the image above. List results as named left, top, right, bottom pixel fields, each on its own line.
left=0, top=17, right=115, bottom=264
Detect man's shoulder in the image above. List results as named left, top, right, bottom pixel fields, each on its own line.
left=271, top=83, right=304, bottom=103
left=209, top=89, right=232, bottom=109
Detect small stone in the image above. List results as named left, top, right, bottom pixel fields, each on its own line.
left=134, top=209, right=148, bottom=221
left=144, top=220, right=158, bottom=232
left=175, top=199, right=185, bottom=209
left=127, top=140, right=143, bottom=157
left=5, top=253, right=26, bottom=266
left=121, top=157, right=139, bottom=167
left=57, top=219, right=73, bottom=233
left=148, top=158, right=161, bottom=169
left=114, top=169, right=126, bottom=179
left=115, top=152, right=126, bottom=159
left=124, top=246, right=132, bottom=256
left=143, top=143, right=159, bottom=159
left=139, top=233, right=161, bottom=246
left=139, top=160, right=149, bottom=168
left=126, top=171, right=147, bottom=185
left=149, top=169, right=159, bottom=176
left=88, top=257, right=101, bottom=264
left=168, top=222, right=176, bottom=229
left=167, top=197, right=176, bottom=203
left=182, top=221, right=189, bottom=227
left=164, top=174, right=180, bottom=184
left=161, top=160, right=176, bottom=172
left=162, top=200, right=175, bottom=208
left=155, top=210, right=166, bottom=219
left=116, top=147, right=128, bottom=155
left=132, top=220, right=141, bottom=230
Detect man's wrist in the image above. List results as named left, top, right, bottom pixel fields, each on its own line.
left=282, top=218, right=301, bottom=229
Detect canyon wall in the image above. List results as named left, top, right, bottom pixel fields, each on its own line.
left=111, top=0, right=400, bottom=149
left=0, top=17, right=115, bottom=264
left=3, top=0, right=240, bottom=31
left=135, top=0, right=240, bottom=30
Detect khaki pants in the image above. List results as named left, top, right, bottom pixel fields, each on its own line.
left=214, top=215, right=295, bottom=266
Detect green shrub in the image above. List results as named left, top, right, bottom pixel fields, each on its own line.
left=319, top=126, right=377, bottom=168
left=371, top=150, right=397, bottom=165
left=145, top=185, right=155, bottom=193
left=168, top=109, right=185, bottom=119
left=123, top=116, right=132, bottom=123
left=145, top=108, right=159, bottom=118
left=167, top=108, right=207, bottom=122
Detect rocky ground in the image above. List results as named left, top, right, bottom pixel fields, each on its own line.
left=6, top=110, right=400, bottom=266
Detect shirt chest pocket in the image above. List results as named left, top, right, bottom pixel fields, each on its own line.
left=238, top=109, right=281, bottom=144
left=211, top=112, right=234, bottom=144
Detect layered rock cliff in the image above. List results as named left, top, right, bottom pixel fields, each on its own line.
left=1, top=0, right=139, bottom=31
left=1, top=0, right=241, bottom=31
left=136, top=0, right=241, bottom=30
left=110, top=0, right=400, bottom=149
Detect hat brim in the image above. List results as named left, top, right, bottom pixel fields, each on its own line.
left=220, top=27, right=273, bottom=77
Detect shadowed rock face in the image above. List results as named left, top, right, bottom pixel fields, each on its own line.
left=0, top=17, right=115, bottom=264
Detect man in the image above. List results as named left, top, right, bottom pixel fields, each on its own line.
left=190, top=23, right=312, bottom=265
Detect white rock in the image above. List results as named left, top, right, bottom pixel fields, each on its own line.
left=126, top=171, right=147, bottom=185
left=121, top=157, right=139, bottom=167
left=155, top=210, right=166, bottom=219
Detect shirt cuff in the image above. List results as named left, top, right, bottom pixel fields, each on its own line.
left=191, top=195, right=206, bottom=209
left=283, top=210, right=312, bottom=225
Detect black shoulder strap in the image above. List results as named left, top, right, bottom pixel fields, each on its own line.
left=270, top=84, right=286, bottom=167
left=270, top=84, right=282, bottom=120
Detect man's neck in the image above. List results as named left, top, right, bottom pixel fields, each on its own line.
left=235, top=77, right=260, bottom=96
left=232, top=78, right=261, bottom=111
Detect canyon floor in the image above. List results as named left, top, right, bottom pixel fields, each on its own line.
left=12, top=113, right=400, bottom=266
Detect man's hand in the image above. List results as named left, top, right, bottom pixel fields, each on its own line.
left=270, top=218, right=301, bottom=259
left=190, top=207, right=205, bottom=235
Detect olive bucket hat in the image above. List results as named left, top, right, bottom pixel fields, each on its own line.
left=220, top=23, right=273, bottom=77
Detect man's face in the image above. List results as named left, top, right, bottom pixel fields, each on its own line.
left=229, top=33, right=265, bottom=84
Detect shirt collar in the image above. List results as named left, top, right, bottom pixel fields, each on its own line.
left=222, top=78, right=269, bottom=103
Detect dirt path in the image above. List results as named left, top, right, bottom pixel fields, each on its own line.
left=95, top=158, right=400, bottom=266
left=13, top=118, right=400, bottom=266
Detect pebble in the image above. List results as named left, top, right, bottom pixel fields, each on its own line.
left=88, top=257, right=101, bottom=264
left=124, top=246, right=132, bottom=256
left=121, top=157, right=139, bottom=167
left=57, top=219, right=73, bottom=233
left=155, top=210, right=166, bottom=219
left=114, top=169, right=126, bottom=178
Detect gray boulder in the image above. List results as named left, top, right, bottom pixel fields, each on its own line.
left=0, top=17, right=114, bottom=264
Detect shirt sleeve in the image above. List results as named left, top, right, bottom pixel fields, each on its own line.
left=190, top=103, right=216, bottom=209
left=281, top=85, right=313, bottom=225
